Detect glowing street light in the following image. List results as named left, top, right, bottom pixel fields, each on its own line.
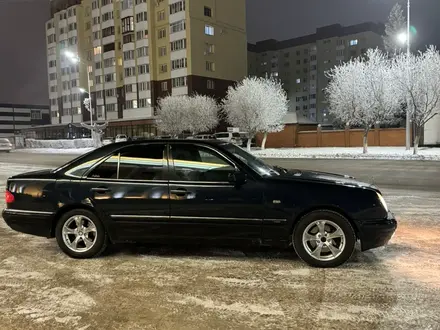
left=63, top=50, right=79, bottom=63
left=397, top=32, right=407, bottom=44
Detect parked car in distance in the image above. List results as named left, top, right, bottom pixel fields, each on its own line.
left=131, top=136, right=148, bottom=141
left=214, top=132, right=242, bottom=145
left=239, top=133, right=257, bottom=148
left=102, top=137, right=114, bottom=146
left=187, top=134, right=215, bottom=140
left=2, top=140, right=396, bottom=268
left=0, top=138, right=13, bottom=152
left=155, top=135, right=172, bottom=139
left=115, top=134, right=128, bottom=143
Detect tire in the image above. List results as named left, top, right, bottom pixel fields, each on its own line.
left=292, top=210, right=356, bottom=268
left=55, top=209, right=108, bottom=259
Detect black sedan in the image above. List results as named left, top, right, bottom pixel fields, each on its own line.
left=2, top=140, right=396, bottom=267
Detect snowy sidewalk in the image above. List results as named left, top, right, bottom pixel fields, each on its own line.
left=252, top=147, right=440, bottom=161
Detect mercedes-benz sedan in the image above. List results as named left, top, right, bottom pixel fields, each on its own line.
left=2, top=140, right=396, bottom=267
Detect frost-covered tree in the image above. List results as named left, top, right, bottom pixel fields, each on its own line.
left=392, top=47, right=440, bottom=154
left=156, top=95, right=190, bottom=137
left=326, top=49, right=401, bottom=153
left=186, top=94, right=219, bottom=134
left=326, top=57, right=371, bottom=152
left=383, top=3, right=407, bottom=55
left=222, top=77, right=288, bottom=150
left=362, top=49, right=402, bottom=126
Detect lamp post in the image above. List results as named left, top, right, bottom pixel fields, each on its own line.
left=63, top=50, right=93, bottom=128
left=405, top=0, right=411, bottom=150
left=397, top=0, right=411, bottom=150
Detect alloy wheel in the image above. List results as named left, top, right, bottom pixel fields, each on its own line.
left=302, top=219, right=346, bottom=261
left=62, top=215, right=98, bottom=253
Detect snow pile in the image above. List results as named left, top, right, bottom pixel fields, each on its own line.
left=253, top=147, right=440, bottom=160
left=14, top=148, right=93, bottom=154
left=25, top=139, right=94, bottom=149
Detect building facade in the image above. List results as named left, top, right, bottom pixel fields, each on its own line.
left=248, top=23, right=384, bottom=123
left=46, top=0, right=247, bottom=136
left=0, top=104, right=50, bottom=138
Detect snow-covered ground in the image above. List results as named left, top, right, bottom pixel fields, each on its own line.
left=13, top=148, right=93, bottom=154
left=1, top=163, right=440, bottom=329
left=253, top=146, right=440, bottom=160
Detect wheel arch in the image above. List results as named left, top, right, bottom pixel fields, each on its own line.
left=50, top=204, right=110, bottom=239
left=291, top=206, right=360, bottom=239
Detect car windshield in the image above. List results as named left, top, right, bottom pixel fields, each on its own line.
left=222, top=143, right=279, bottom=177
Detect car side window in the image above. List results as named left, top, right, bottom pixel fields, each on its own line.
left=88, top=144, right=166, bottom=180
left=119, top=144, right=166, bottom=181
left=170, top=144, right=235, bottom=182
left=88, top=155, right=118, bottom=179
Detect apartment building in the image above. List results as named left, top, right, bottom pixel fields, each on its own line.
left=248, top=23, right=384, bottom=123
left=0, top=103, right=50, bottom=138
left=46, top=0, right=247, bottom=136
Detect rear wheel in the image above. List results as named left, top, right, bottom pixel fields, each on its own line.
left=293, top=210, right=356, bottom=268
left=55, top=209, right=108, bottom=259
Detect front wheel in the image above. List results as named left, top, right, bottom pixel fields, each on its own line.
left=293, top=210, right=356, bottom=268
left=55, top=209, right=108, bottom=259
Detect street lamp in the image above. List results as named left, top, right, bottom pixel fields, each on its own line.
left=62, top=50, right=93, bottom=127
left=404, top=0, right=411, bottom=150
left=393, top=1, right=412, bottom=150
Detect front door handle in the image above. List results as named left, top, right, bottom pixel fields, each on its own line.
left=170, top=188, right=189, bottom=196
left=91, top=187, right=110, bottom=194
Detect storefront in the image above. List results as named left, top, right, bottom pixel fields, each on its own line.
left=21, top=123, right=97, bottom=140
left=105, top=118, right=158, bottom=139
left=20, top=118, right=158, bottom=140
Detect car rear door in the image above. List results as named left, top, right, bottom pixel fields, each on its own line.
left=166, top=143, right=265, bottom=243
left=79, top=143, right=170, bottom=241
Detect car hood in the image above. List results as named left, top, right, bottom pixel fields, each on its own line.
left=10, top=169, right=55, bottom=179
left=277, top=169, right=378, bottom=190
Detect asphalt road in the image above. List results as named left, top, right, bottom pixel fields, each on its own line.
left=1, top=152, right=439, bottom=191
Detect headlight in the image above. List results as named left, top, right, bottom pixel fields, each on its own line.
left=376, top=192, right=388, bottom=212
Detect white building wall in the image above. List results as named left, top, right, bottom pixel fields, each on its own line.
left=424, top=115, right=440, bottom=145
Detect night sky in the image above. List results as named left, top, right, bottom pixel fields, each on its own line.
left=0, top=0, right=439, bottom=105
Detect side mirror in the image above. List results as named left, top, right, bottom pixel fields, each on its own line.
left=229, top=171, right=247, bottom=186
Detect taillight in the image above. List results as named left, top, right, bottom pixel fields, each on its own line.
left=5, top=190, right=14, bottom=204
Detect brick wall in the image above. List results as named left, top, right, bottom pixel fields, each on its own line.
left=256, top=125, right=407, bottom=148
left=298, top=127, right=406, bottom=148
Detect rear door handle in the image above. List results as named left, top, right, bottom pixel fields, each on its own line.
left=91, top=187, right=110, bottom=193
left=170, top=188, right=189, bottom=196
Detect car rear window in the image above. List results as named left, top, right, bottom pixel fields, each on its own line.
left=232, top=133, right=241, bottom=138
left=215, top=133, right=229, bottom=138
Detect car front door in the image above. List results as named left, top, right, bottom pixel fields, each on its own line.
left=167, top=143, right=265, bottom=243
left=80, top=143, right=170, bottom=241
